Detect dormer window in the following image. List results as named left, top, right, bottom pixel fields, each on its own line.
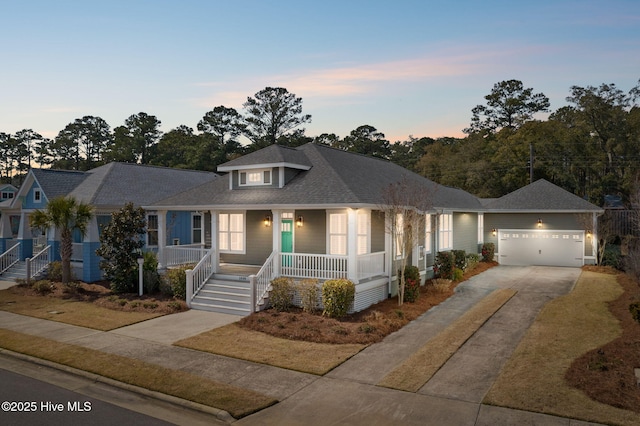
left=239, top=169, right=271, bottom=186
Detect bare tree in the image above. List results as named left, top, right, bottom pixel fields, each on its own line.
left=379, top=176, right=433, bottom=306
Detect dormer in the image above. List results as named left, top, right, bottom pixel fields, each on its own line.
left=217, top=144, right=312, bottom=190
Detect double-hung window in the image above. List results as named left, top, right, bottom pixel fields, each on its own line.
left=438, top=213, right=453, bottom=251
left=192, top=214, right=202, bottom=244
left=425, top=214, right=432, bottom=254
left=147, top=214, right=158, bottom=247
left=357, top=211, right=370, bottom=255
left=478, top=213, right=484, bottom=244
left=328, top=212, right=347, bottom=255
left=219, top=212, right=244, bottom=253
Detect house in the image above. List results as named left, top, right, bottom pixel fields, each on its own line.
left=0, top=142, right=602, bottom=315
left=0, top=184, right=17, bottom=203
left=0, top=163, right=218, bottom=282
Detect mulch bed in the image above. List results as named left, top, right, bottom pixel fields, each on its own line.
left=565, top=269, right=640, bottom=413
left=238, top=262, right=497, bottom=345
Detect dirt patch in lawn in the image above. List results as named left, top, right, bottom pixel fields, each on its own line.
left=238, top=262, right=497, bottom=345
left=565, top=271, right=640, bottom=414
left=0, top=281, right=187, bottom=330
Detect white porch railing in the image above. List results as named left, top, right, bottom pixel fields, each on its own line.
left=185, top=249, right=214, bottom=308
left=26, top=245, right=51, bottom=283
left=280, top=253, right=348, bottom=280
left=357, top=251, right=386, bottom=280
left=0, top=242, right=20, bottom=274
left=165, top=244, right=206, bottom=267
left=249, top=251, right=277, bottom=312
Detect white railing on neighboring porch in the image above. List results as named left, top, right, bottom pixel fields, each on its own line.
left=0, top=242, right=20, bottom=274
left=280, top=253, right=348, bottom=280
left=249, top=251, right=277, bottom=311
left=165, top=244, right=206, bottom=267
left=185, top=249, right=214, bottom=308
left=26, top=245, right=51, bottom=283
left=357, top=251, right=386, bottom=280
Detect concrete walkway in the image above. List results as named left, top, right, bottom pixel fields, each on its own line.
left=0, top=266, right=605, bottom=425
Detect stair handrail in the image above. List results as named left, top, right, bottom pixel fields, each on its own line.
left=185, top=249, right=214, bottom=308
left=26, top=245, right=51, bottom=284
left=0, top=242, right=20, bottom=275
left=249, top=251, right=277, bottom=312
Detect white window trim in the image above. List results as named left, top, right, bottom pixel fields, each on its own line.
left=147, top=214, right=159, bottom=247
left=478, top=213, right=484, bottom=244
left=192, top=212, right=203, bottom=245
left=218, top=212, right=246, bottom=254
left=357, top=210, right=370, bottom=255
left=239, top=168, right=272, bottom=186
left=327, top=210, right=347, bottom=256
left=34, top=189, right=42, bottom=203
left=438, top=212, right=453, bottom=251
left=425, top=214, right=432, bottom=254
left=395, top=213, right=405, bottom=259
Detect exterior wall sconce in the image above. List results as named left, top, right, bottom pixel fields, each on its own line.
left=296, top=215, right=304, bottom=227
left=492, top=228, right=497, bottom=237
left=264, top=215, right=272, bottom=227
left=586, top=230, right=592, bottom=238
left=537, top=218, right=543, bottom=228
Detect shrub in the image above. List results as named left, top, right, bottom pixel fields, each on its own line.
left=46, top=261, right=64, bottom=282
left=32, top=280, right=54, bottom=295
left=602, top=244, right=622, bottom=269
left=297, top=278, right=319, bottom=313
left=322, top=278, right=355, bottom=318
left=630, top=302, right=640, bottom=323
left=401, top=265, right=421, bottom=303
left=435, top=251, right=455, bottom=279
left=431, top=278, right=452, bottom=293
left=452, top=250, right=467, bottom=271
left=466, top=253, right=480, bottom=271
left=162, top=267, right=187, bottom=300
left=270, top=277, right=295, bottom=312
left=481, top=243, right=495, bottom=262
left=453, top=267, right=464, bottom=281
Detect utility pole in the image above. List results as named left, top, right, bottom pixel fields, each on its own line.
left=529, top=143, right=534, bottom=184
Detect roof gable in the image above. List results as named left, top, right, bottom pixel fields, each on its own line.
left=484, top=179, right=602, bottom=212
left=217, top=144, right=312, bottom=172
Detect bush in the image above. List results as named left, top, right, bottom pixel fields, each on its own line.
left=162, top=267, right=187, bottom=300
left=143, top=251, right=160, bottom=294
left=32, top=280, right=54, bottom=295
left=431, top=278, right=452, bottom=293
left=466, top=253, right=480, bottom=271
left=453, top=267, right=464, bottom=281
left=435, top=251, right=455, bottom=279
left=322, top=278, right=355, bottom=318
left=481, top=243, right=495, bottom=262
left=270, top=277, right=295, bottom=312
left=452, top=250, right=467, bottom=271
left=602, top=244, right=622, bottom=269
left=630, top=302, right=640, bottom=323
left=46, top=261, right=64, bottom=282
left=401, top=265, right=421, bottom=303
left=297, top=278, right=319, bottom=313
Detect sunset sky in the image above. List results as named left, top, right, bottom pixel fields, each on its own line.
left=1, top=0, right=639, bottom=142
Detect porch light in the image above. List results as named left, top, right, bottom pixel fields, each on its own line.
left=492, top=228, right=497, bottom=237
left=264, top=215, right=272, bottom=227
left=586, top=230, right=592, bottom=238
left=537, top=218, right=543, bottom=228
left=296, top=215, right=304, bottom=227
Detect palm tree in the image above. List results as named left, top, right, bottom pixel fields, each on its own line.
left=30, top=196, right=94, bottom=285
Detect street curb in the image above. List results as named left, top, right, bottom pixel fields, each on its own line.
left=0, top=347, right=235, bottom=423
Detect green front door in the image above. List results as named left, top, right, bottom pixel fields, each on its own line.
left=281, top=219, right=293, bottom=266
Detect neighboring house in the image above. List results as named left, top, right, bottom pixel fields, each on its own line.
left=0, top=184, right=17, bottom=203
left=0, top=143, right=602, bottom=315
left=0, top=163, right=218, bottom=282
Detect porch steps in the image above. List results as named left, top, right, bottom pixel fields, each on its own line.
left=190, top=277, right=253, bottom=316
left=0, top=261, right=27, bottom=282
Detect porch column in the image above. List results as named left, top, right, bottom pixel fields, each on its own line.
left=157, top=210, right=166, bottom=268
left=347, top=208, right=359, bottom=284
left=0, top=212, right=12, bottom=252
left=209, top=210, right=219, bottom=273
left=82, top=216, right=102, bottom=282
left=271, top=210, right=281, bottom=277
left=384, top=212, right=392, bottom=295
left=17, top=211, right=33, bottom=260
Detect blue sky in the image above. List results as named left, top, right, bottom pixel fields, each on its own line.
left=1, top=0, right=639, bottom=142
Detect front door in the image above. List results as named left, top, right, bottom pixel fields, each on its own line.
left=282, top=219, right=293, bottom=266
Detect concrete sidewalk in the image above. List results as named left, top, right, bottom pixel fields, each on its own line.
left=0, top=266, right=606, bottom=425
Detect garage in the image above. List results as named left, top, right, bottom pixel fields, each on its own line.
left=497, top=229, right=584, bottom=267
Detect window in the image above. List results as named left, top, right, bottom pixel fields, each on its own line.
left=425, top=214, right=432, bottom=254
left=395, top=213, right=404, bottom=258
left=357, top=211, right=370, bottom=255
left=34, top=189, right=41, bottom=203
left=239, top=169, right=272, bottom=186
left=192, top=214, right=202, bottom=244
left=147, top=214, right=158, bottom=246
left=438, top=213, right=453, bottom=251
left=478, top=213, right=484, bottom=243
left=219, top=212, right=244, bottom=253
left=329, top=212, right=347, bottom=255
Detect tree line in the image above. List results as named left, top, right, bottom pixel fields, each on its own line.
left=2, top=81, right=639, bottom=206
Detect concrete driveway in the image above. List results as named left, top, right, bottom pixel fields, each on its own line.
left=237, top=266, right=590, bottom=425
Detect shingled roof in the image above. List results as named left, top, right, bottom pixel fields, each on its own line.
left=153, top=143, right=484, bottom=211
left=483, top=179, right=602, bottom=212
left=32, top=169, right=88, bottom=200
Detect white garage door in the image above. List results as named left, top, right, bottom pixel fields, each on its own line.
left=498, top=230, right=584, bottom=267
